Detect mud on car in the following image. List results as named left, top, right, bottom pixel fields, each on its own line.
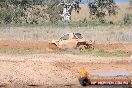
left=48, top=33, right=94, bottom=51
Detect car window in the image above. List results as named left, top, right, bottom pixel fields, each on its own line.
left=72, top=35, right=77, bottom=39
left=61, top=34, right=69, bottom=40
left=75, top=33, right=83, bottom=39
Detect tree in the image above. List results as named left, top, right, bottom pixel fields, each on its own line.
left=88, top=0, right=118, bottom=19
left=129, top=0, right=132, bottom=7
left=0, top=0, right=81, bottom=24
left=46, top=0, right=62, bottom=23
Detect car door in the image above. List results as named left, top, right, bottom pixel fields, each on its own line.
left=58, top=34, right=70, bottom=49
left=67, top=33, right=85, bottom=48
left=66, top=33, right=78, bottom=48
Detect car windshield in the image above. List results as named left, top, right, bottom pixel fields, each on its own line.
left=75, top=33, right=83, bottom=39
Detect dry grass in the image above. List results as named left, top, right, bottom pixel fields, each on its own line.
left=0, top=25, right=131, bottom=43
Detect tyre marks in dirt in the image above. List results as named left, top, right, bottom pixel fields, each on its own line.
left=0, top=40, right=132, bottom=52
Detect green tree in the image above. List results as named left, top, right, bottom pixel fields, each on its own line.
left=46, top=0, right=62, bottom=23
left=129, top=0, right=132, bottom=7
left=88, top=0, right=118, bottom=18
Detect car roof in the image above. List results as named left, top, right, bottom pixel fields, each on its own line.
left=67, top=33, right=81, bottom=34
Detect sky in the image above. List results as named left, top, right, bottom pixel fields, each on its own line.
left=115, top=0, right=128, bottom=2
left=81, top=0, right=128, bottom=3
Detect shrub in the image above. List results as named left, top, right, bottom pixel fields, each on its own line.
left=123, top=13, right=132, bottom=25
left=98, top=18, right=107, bottom=24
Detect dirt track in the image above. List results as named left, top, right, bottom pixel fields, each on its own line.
left=0, top=40, right=132, bottom=88
left=0, top=40, right=49, bottom=51
left=0, top=40, right=132, bottom=52
left=0, top=54, right=132, bottom=88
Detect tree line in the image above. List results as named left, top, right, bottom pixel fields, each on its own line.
left=0, top=0, right=131, bottom=25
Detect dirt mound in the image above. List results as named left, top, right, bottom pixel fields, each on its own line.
left=94, top=43, right=132, bottom=52
left=0, top=40, right=131, bottom=52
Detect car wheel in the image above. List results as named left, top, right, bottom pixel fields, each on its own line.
left=77, top=45, right=87, bottom=51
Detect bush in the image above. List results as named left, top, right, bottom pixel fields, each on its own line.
left=123, top=14, right=132, bottom=25
left=0, top=8, right=20, bottom=24
left=98, top=17, right=107, bottom=24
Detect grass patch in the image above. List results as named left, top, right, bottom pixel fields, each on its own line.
left=0, top=50, right=48, bottom=54
left=73, top=50, right=131, bottom=57
left=0, top=49, right=130, bottom=57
